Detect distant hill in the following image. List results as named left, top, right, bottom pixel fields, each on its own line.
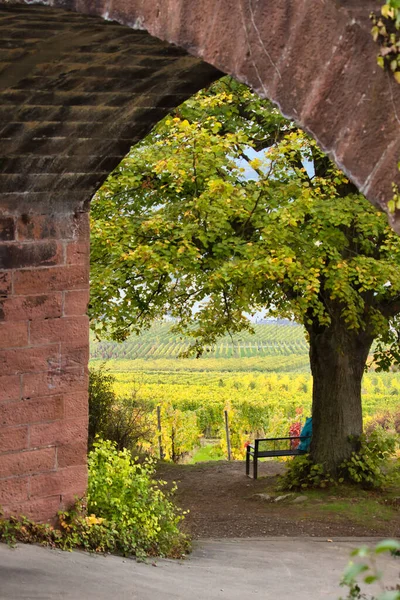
left=90, top=321, right=309, bottom=361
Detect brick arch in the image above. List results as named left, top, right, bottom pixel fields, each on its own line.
left=2, top=0, right=400, bottom=212
left=0, top=1, right=399, bottom=522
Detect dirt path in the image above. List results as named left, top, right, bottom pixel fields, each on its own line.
left=157, top=460, right=400, bottom=539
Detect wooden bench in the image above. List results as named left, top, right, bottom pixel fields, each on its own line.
left=245, top=436, right=311, bottom=479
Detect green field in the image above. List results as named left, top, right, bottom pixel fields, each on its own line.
left=90, top=321, right=309, bottom=362
left=90, top=322, right=400, bottom=462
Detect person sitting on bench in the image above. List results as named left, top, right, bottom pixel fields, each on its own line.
left=298, top=417, right=312, bottom=452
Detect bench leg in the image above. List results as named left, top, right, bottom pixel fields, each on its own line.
left=246, top=446, right=250, bottom=476
left=253, top=455, right=258, bottom=480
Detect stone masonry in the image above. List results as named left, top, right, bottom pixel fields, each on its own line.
left=0, top=211, right=89, bottom=520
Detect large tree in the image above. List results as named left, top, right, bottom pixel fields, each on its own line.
left=90, top=79, right=400, bottom=474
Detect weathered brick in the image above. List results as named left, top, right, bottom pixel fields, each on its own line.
left=22, top=368, right=88, bottom=398
left=61, top=342, right=89, bottom=370
left=63, top=289, right=89, bottom=316
left=30, top=316, right=88, bottom=345
left=66, top=240, right=89, bottom=266
left=0, top=217, right=15, bottom=241
left=0, top=396, right=63, bottom=427
left=0, top=321, right=28, bottom=349
left=57, top=441, right=87, bottom=468
left=0, top=375, right=20, bottom=402
left=0, top=345, right=60, bottom=376
left=63, top=391, right=88, bottom=419
left=0, top=241, right=62, bottom=269
left=16, top=213, right=76, bottom=241
left=0, top=447, right=56, bottom=478
left=0, top=425, right=28, bottom=452
left=0, top=476, right=29, bottom=504
left=0, top=293, right=62, bottom=321
left=30, top=417, right=88, bottom=449
left=0, top=272, right=11, bottom=295
left=2, top=495, right=63, bottom=523
left=30, top=465, right=87, bottom=498
left=14, top=265, right=89, bottom=294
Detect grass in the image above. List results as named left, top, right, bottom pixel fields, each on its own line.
left=256, top=474, right=400, bottom=531
left=190, top=444, right=225, bottom=463
left=318, top=498, right=394, bottom=522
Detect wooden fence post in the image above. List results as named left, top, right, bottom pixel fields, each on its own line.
left=224, top=409, right=232, bottom=461
left=157, top=405, right=164, bottom=460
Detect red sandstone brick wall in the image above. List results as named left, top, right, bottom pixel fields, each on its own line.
left=0, top=211, right=89, bottom=522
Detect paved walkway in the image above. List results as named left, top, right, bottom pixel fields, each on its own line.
left=0, top=538, right=398, bottom=599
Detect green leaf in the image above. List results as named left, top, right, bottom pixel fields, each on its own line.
left=378, top=592, right=400, bottom=600
left=374, top=539, right=400, bottom=554
left=342, top=562, right=369, bottom=584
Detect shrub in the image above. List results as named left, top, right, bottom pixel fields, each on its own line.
left=106, top=394, right=154, bottom=454
left=340, top=428, right=398, bottom=488
left=279, top=455, right=334, bottom=490
left=280, top=428, right=399, bottom=491
left=88, top=365, right=115, bottom=449
left=289, top=421, right=301, bottom=450
left=89, top=366, right=154, bottom=454
left=365, top=411, right=400, bottom=436
left=87, top=439, right=187, bottom=556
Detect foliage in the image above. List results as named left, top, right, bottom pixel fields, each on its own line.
left=100, top=364, right=400, bottom=461
left=340, top=428, right=398, bottom=488
left=340, top=539, right=400, bottom=600
left=278, top=455, right=335, bottom=490
left=0, top=511, right=64, bottom=548
left=88, top=365, right=115, bottom=449
left=371, top=1, right=400, bottom=84
left=91, top=78, right=400, bottom=358
left=0, top=441, right=188, bottom=558
left=280, top=429, right=398, bottom=491
left=89, top=365, right=154, bottom=453
left=289, top=420, right=302, bottom=449
left=94, top=357, right=400, bottom=459
left=86, top=439, right=188, bottom=557
left=365, top=410, right=400, bottom=436
left=156, top=402, right=201, bottom=462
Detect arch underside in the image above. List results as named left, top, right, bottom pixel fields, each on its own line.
left=0, top=1, right=399, bottom=522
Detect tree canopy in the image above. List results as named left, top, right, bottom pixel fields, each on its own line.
left=90, top=78, right=400, bottom=363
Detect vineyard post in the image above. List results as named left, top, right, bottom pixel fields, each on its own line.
left=224, top=410, right=232, bottom=461
left=157, top=405, right=164, bottom=460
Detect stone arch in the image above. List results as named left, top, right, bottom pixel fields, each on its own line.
left=0, top=1, right=399, bottom=522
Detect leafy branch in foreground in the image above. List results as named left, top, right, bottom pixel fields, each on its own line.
left=340, top=539, right=400, bottom=600
left=371, top=0, right=400, bottom=84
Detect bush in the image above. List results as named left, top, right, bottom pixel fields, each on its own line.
left=365, top=410, right=400, bottom=436
left=88, top=365, right=115, bottom=449
left=280, top=428, right=399, bottom=491
left=279, top=455, right=334, bottom=490
left=0, top=440, right=188, bottom=559
left=340, top=428, right=398, bottom=488
left=86, top=439, right=187, bottom=556
left=89, top=366, right=154, bottom=454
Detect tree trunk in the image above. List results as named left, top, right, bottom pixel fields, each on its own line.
left=308, top=321, right=374, bottom=475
